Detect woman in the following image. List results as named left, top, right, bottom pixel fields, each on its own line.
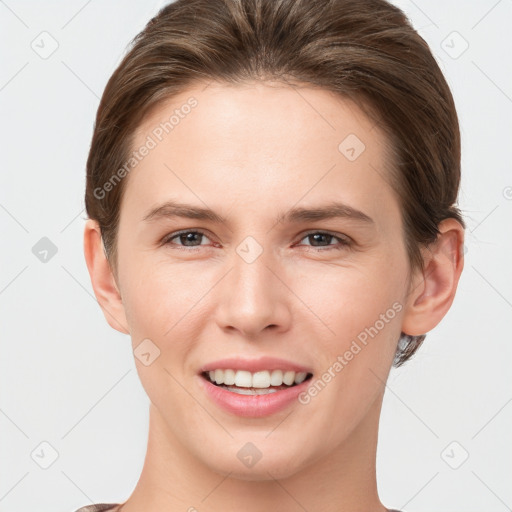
left=80, top=0, right=465, bottom=510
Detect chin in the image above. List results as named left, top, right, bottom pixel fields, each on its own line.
left=203, top=445, right=309, bottom=482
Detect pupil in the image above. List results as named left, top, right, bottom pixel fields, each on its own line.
left=311, top=233, right=331, bottom=246
left=181, top=233, right=200, bottom=246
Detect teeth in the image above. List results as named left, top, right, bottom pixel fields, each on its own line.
left=224, top=369, right=236, bottom=385
left=283, top=371, right=295, bottom=386
left=269, top=370, right=283, bottom=386
left=235, top=370, right=253, bottom=388
left=294, top=371, right=309, bottom=384
left=252, top=371, right=269, bottom=388
left=214, top=369, right=223, bottom=384
left=205, top=369, right=309, bottom=388
left=221, top=386, right=279, bottom=395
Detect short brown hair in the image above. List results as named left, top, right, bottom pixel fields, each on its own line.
left=85, top=0, right=465, bottom=367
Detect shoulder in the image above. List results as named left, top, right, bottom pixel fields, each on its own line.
left=73, top=504, right=120, bottom=512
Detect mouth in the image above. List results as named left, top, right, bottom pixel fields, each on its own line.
left=200, top=369, right=314, bottom=395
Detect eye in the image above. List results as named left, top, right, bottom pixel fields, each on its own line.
left=162, top=229, right=212, bottom=249
left=161, top=229, right=352, bottom=252
left=297, top=231, right=351, bottom=251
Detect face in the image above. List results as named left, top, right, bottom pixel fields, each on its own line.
left=113, top=81, right=413, bottom=479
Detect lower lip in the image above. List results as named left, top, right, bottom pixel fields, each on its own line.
left=197, top=374, right=312, bottom=418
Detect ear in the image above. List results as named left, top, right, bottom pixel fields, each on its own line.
left=401, top=218, right=465, bottom=336
left=83, top=219, right=130, bottom=335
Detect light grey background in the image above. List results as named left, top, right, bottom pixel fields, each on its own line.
left=0, top=1, right=511, bottom=511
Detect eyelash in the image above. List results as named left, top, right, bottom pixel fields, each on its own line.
left=161, top=229, right=352, bottom=252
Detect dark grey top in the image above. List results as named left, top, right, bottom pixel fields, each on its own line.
left=74, top=505, right=120, bottom=512
left=74, top=504, right=404, bottom=512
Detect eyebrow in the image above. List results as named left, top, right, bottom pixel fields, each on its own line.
left=142, top=199, right=374, bottom=225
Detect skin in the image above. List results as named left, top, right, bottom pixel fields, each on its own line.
left=84, top=81, right=464, bottom=512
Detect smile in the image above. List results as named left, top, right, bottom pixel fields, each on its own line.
left=202, top=369, right=312, bottom=394
left=198, top=369, right=314, bottom=417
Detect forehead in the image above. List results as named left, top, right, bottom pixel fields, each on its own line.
left=123, top=80, right=398, bottom=225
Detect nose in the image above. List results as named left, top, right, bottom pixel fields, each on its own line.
left=214, top=245, right=292, bottom=338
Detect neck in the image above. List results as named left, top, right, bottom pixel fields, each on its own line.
left=118, top=391, right=388, bottom=512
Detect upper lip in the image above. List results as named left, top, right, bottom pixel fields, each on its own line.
left=199, top=356, right=312, bottom=374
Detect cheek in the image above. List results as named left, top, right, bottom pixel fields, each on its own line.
left=292, top=257, right=405, bottom=342
left=120, top=254, right=208, bottom=336
left=119, top=262, right=207, bottom=406
left=119, top=258, right=215, bottom=404
left=298, top=268, right=404, bottom=444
